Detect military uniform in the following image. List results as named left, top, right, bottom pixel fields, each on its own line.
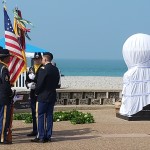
left=25, top=52, right=42, bottom=136
left=35, top=61, right=60, bottom=142
left=0, top=47, right=13, bottom=144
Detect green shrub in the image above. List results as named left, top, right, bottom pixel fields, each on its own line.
left=13, top=110, right=95, bottom=125
left=13, top=113, right=32, bottom=122
left=25, top=115, right=33, bottom=123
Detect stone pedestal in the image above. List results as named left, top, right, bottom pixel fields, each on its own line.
left=115, top=101, right=121, bottom=113
left=116, top=104, right=150, bottom=121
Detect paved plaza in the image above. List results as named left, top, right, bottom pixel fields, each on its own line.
left=1, top=106, right=150, bottom=150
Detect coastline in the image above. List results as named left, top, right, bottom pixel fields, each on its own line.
left=61, top=76, right=123, bottom=90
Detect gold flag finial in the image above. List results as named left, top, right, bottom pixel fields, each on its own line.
left=2, top=0, right=7, bottom=9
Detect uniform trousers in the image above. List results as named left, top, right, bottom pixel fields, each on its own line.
left=0, top=104, right=11, bottom=142
left=30, top=98, right=37, bottom=133
left=37, top=102, right=54, bottom=140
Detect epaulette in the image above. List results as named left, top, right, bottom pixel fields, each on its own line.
left=2, top=65, right=7, bottom=69
left=1, top=65, right=6, bottom=75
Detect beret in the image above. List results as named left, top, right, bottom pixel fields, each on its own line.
left=0, top=48, right=11, bottom=58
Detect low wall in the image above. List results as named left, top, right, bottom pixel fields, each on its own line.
left=56, top=89, right=122, bottom=105
left=13, top=88, right=122, bottom=110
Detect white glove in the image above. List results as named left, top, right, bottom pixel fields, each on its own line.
left=31, top=83, right=36, bottom=90
left=27, top=82, right=36, bottom=89
left=29, top=73, right=35, bottom=80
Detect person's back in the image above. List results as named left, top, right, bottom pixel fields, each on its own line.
left=45, top=63, right=59, bottom=90
left=36, top=63, right=60, bottom=104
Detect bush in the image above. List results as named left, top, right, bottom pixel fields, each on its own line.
left=13, top=110, right=95, bottom=125
left=69, top=111, right=95, bottom=124
left=13, top=113, right=32, bottom=122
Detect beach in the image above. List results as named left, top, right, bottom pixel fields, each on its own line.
left=61, top=76, right=123, bottom=90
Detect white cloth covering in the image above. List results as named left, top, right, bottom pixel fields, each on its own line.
left=120, top=33, right=150, bottom=116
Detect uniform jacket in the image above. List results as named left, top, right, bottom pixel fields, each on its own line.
left=35, top=63, right=60, bottom=104
left=25, top=64, right=42, bottom=99
left=0, top=63, right=13, bottom=105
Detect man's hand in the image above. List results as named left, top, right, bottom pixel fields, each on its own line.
left=27, top=82, right=36, bottom=90
left=31, top=83, right=36, bottom=89
left=29, top=73, right=35, bottom=80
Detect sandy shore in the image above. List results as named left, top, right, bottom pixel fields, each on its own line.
left=61, top=76, right=123, bottom=90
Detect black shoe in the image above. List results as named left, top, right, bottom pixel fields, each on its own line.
left=27, top=131, right=37, bottom=136
left=0, top=141, right=12, bottom=144
left=31, top=138, right=46, bottom=143
left=45, top=137, right=52, bottom=142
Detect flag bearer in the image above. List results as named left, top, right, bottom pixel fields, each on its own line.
left=25, top=52, right=42, bottom=136
left=0, top=47, right=14, bottom=144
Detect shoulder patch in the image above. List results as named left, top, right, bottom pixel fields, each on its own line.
left=5, top=75, right=9, bottom=81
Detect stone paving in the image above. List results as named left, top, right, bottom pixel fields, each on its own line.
left=1, top=107, right=150, bottom=150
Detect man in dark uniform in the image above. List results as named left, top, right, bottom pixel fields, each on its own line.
left=0, top=47, right=14, bottom=144
left=25, top=52, right=42, bottom=136
left=31, top=52, right=60, bottom=143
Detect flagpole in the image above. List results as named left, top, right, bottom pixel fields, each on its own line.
left=2, top=0, right=6, bottom=7
left=2, top=0, right=7, bottom=11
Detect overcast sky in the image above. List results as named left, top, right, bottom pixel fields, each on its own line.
left=0, top=0, right=150, bottom=60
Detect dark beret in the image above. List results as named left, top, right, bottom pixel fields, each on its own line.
left=43, top=52, right=53, bottom=60
left=0, top=46, right=3, bottom=50
left=0, top=48, right=11, bottom=58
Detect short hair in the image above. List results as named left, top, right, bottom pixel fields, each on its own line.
left=43, top=52, right=53, bottom=61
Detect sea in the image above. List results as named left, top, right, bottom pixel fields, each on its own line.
left=27, top=59, right=127, bottom=77
left=54, top=59, right=127, bottom=77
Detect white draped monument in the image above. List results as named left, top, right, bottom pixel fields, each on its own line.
left=120, top=33, right=150, bottom=117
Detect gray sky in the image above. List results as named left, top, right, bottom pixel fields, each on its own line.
left=0, top=0, right=150, bottom=59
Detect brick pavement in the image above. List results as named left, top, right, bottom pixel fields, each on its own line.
left=0, top=107, right=150, bottom=150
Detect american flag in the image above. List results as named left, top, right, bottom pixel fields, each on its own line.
left=4, top=8, right=26, bottom=84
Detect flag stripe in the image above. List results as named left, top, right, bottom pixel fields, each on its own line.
left=5, top=31, right=19, bottom=43
left=10, top=59, right=24, bottom=82
left=8, top=56, right=17, bottom=71
left=5, top=43, right=23, bottom=59
left=5, top=35, right=21, bottom=49
left=9, top=57, right=21, bottom=74
left=9, top=58, right=23, bottom=79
